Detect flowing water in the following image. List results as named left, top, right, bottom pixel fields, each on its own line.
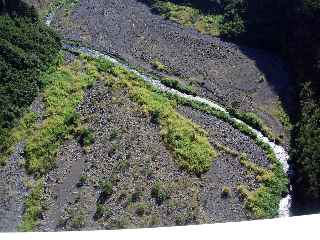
left=46, top=12, right=292, bottom=218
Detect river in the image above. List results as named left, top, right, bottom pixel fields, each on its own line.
left=45, top=10, right=292, bottom=218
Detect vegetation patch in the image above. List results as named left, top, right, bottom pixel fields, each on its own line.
left=151, top=182, right=170, bottom=205
left=18, top=179, right=44, bottom=231
left=238, top=151, right=287, bottom=218
left=24, top=58, right=97, bottom=175
left=14, top=57, right=99, bottom=231
left=160, top=77, right=195, bottom=95
left=151, top=59, right=168, bottom=72
left=151, top=1, right=223, bottom=36
left=230, top=111, right=280, bottom=143
left=221, top=186, right=231, bottom=198
left=44, top=0, right=80, bottom=18
left=96, top=59, right=216, bottom=175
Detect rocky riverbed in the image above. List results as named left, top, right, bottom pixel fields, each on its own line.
left=51, top=0, right=293, bottom=141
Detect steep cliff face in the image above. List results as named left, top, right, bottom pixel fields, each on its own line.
left=23, top=0, right=53, bottom=12
left=0, top=0, right=35, bottom=16
left=0, top=0, right=53, bottom=16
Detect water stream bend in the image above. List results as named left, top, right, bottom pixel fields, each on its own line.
left=46, top=12, right=292, bottom=218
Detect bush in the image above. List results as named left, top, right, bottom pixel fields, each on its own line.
left=70, top=210, right=85, bottom=229
left=151, top=59, right=168, bottom=72
left=78, top=127, right=95, bottom=147
left=98, top=180, right=113, bottom=203
left=221, top=186, right=231, bottom=198
left=95, top=57, right=114, bottom=73
left=151, top=182, right=169, bottom=205
left=135, top=203, right=148, bottom=216
left=94, top=203, right=105, bottom=220
left=77, top=175, right=87, bottom=187
left=160, top=77, right=195, bottom=95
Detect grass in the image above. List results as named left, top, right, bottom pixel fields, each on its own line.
left=152, top=1, right=223, bottom=37
left=272, top=102, right=293, bottom=131
left=151, top=59, right=168, bottom=72
left=94, top=203, right=109, bottom=220
left=160, top=77, right=195, bottom=95
left=18, top=179, right=44, bottom=231
left=89, top=57, right=287, bottom=218
left=98, top=59, right=216, bottom=175
left=0, top=111, right=37, bottom=166
left=70, top=209, right=85, bottom=229
left=239, top=153, right=273, bottom=183
left=100, top=180, right=113, bottom=196
left=164, top=93, right=287, bottom=218
left=221, top=186, right=231, bottom=198
left=24, top=58, right=97, bottom=176
left=16, top=56, right=99, bottom=231
left=151, top=182, right=170, bottom=205
left=95, top=53, right=287, bottom=218
left=259, top=100, right=293, bottom=133
left=238, top=151, right=288, bottom=218
left=230, top=111, right=280, bottom=143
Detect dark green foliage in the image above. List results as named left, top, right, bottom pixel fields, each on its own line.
left=93, top=203, right=111, bottom=220
left=0, top=15, right=60, bottom=157
left=150, top=110, right=161, bottom=124
left=151, top=182, right=170, bottom=205
left=78, top=127, right=95, bottom=147
left=98, top=180, right=113, bottom=203
left=291, top=87, right=320, bottom=201
left=95, top=57, right=114, bottom=73
left=160, top=77, right=195, bottom=95
left=77, top=175, right=87, bottom=187
left=0, top=0, right=37, bottom=18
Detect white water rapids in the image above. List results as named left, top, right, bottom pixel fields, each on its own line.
left=46, top=13, right=291, bottom=217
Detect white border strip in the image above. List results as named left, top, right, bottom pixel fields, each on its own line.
left=1, top=214, right=319, bottom=240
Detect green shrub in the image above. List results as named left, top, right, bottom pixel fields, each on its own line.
left=77, top=175, right=87, bottom=187
left=98, top=180, right=113, bottom=203
left=18, top=180, right=44, bottom=231
left=231, top=111, right=279, bottom=142
left=95, top=57, right=114, bottom=73
left=70, top=210, right=85, bottom=229
left=78, top=127, right=95, bottom=147
left=151, top=59, right=168, bottom=72
left=94, top=203, right=105, bottom=220
left=135, top=203, right=148, bottom=216
left=150, top=110, right=161, bottom=124
left=221, top=186, right=231, bottom=198
left=160, top=77, right=195, bottom=95
left=151, top=182, right=169, bottom=205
